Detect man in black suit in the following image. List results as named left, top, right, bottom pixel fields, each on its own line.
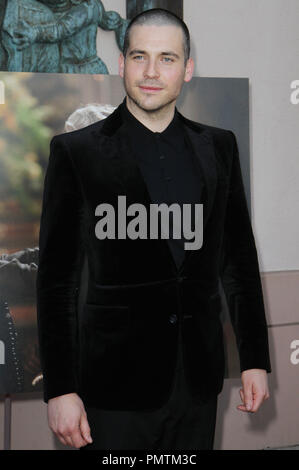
left=36, top=8, right=271, bottom=450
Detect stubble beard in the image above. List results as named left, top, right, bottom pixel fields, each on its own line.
left=123, top=77, right=179, bottom=116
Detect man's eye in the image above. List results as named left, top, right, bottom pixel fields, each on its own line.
left=162, top=57, right=174, bottom=63
left=133, top=55, right=144, bottom=60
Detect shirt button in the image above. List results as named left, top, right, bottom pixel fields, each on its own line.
left=160, top=155, right=165, bottom=160
left=165, top=176, right=172, bottom=181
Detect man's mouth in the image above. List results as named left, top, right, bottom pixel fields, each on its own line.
left=139, top=85, right=163, bottom=92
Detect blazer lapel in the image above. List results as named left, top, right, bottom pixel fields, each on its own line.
left=180, top=118, right=218, bottom=231
left=174, top=117, right=219, bottom=272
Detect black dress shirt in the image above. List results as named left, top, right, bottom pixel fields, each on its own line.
left=120, top=97, right=204, bottom=269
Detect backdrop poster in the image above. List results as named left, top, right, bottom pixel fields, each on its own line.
left=0, top=71, right=249, bottom=395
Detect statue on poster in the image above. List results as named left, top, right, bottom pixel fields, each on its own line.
left=2, top=0, right=129, bottom=74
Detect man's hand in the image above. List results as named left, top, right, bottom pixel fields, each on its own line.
left=48, top=393, right=93, bottom=448
left=237, top=369, right=270, bottom=413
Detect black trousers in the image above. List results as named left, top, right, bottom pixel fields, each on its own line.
left=80, top=327, right=218, bottom=450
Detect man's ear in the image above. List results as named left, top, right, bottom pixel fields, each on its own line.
left=119, top=53, right=125, bottom=78
left=184, top=57, right=194, bottom=83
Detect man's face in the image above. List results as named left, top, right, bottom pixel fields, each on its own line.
left=119, top=24, right=193, bottom=114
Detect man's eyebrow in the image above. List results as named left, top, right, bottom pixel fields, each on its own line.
left=161, top=51, right=180, bottom=59
left=128, top=49, right=180, bottom=59
left=128, top=49, right=146, bottom=56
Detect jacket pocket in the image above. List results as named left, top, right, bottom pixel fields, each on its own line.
left=191, top=292, right=223, bottom=352
left=80, top=304, right=131, bottom=388
left=82, top=304, right=130, bottom=332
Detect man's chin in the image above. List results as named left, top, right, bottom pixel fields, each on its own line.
left=139, top=102, right=164, bottom=113
left=131, top=96, right=172, bottom=114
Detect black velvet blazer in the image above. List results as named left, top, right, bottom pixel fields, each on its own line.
left=36, top=101, right=271, bottom=410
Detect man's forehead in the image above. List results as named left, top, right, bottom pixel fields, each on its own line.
left=128, top=24, right=184, bottom=52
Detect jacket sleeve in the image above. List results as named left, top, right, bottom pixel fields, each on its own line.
left=36, top=135, right=84, bottom=403
left=220, top=131, right=271, bottom=374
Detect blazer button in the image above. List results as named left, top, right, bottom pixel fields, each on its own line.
left=169, top=313, right=178, bottom=324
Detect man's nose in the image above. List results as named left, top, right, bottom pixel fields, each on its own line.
left=144, top=59, right=160, bottom=78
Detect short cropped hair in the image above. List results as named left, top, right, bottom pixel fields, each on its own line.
left=122, top=8, right=190, bottom=66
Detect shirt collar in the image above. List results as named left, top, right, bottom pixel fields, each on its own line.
left=120, top=96, right=181, bottom=141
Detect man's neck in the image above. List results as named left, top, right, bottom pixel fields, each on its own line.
left=125, top=96, right=176, bottom=133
